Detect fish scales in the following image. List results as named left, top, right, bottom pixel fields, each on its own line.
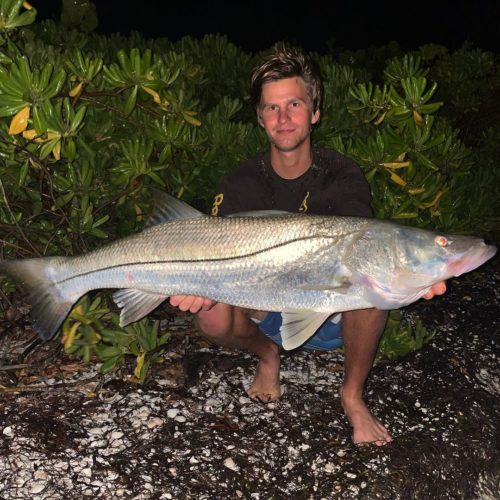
left=53, top=213, right=366, bottom=310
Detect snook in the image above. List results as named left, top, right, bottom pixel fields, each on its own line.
left=0, top=193, right=496, bottom=350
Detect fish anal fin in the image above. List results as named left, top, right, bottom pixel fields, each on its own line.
left=280, top=311, right=333, bottom=351
left=113, top=289, right=168, bottom=326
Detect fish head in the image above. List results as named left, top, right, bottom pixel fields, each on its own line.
left=391, top=225, right=497, bottom=294
left=351, top=222, right=496, bottom=309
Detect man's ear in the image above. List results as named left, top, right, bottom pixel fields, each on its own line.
left=257, top=112, right=264, bottom=127
left=312, top=109, right=320, bottom=125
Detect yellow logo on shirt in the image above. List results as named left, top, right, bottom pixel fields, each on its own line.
left=211, top=193, right=224, bottom=216
left=299, top=191, right=310, bottom=212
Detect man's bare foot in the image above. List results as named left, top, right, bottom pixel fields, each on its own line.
left=246, top=345, right=281, bottom=402
left=340, top=386, right=392, bottom=446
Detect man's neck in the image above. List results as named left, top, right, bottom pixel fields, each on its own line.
left=270, top=144, right=314, bottom=180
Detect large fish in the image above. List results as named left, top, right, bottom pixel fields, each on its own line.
left=0, top=193, right=496, bottom=350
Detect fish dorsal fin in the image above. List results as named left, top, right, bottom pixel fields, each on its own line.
left=228, top=210, right=290, bottom=217
left=145, top=190, right=205, bottom=227
left=113, top=288, right=168, bottom=326
left=280, top=311, right=332, bottom=351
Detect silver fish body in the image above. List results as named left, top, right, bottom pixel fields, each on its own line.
left=0, top=193, right=496, bottom=349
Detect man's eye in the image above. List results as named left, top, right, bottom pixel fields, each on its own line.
left=263, top=105, right=277, bottom=113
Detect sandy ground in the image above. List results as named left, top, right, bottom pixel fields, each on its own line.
left=0, top=254, right=498, bottom=499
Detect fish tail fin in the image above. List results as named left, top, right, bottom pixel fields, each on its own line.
left=0, top=257, right=74, bottom=341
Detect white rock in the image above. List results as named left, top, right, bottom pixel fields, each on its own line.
left=90, top=439, right=107, bottom=448
left=110, top=431, right=124, bottom=441
left=174, top=415, right=186, bottom=423
left=34, top=469, right=49, bottom=480
left=2, top=426, right=13, bottom=436
left=131, top=419, right=142, bottom=429
left=147, top=417, right=164, bottom=429
left=224, top=457, right=239, bottom=471
left=167, top=408, right=180, bottom=418
left=324, top=462, right=336, bottom=473
left=30, top=482, right=46, bottom=494
left=88, top=427, right=105, bottom=435
left=134, top=406, right=151, bottom=419
left=81, top=467, right=92, bottom=478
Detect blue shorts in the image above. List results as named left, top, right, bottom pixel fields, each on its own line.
left=256, top=312, right=343, bottom=351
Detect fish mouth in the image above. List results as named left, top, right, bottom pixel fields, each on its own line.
left=447, top=242, right=497, bottom=277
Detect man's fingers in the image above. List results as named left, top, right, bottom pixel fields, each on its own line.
left=169, top=295, right=216, bottom=313
left=202, top=298, right=216, bottom=311
left=423, top=281, right=447, bottom=300
left=169, top=295, right=186, bottom=307
left=178, top=296, right=201, bottom=312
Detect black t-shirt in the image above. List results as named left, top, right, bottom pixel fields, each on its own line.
left=211, top=148, right=372, bottom=217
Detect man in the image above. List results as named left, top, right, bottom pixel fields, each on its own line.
left=170, top=45, right=446, bottom=446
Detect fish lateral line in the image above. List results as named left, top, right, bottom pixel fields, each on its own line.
left=56, top=234, right=343, bottom=286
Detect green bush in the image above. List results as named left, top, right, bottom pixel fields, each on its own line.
left=0, top=1, right=497, bottom=378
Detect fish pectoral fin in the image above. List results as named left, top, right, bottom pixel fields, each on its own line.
left=297, top=264, right=353, bottom=291
left=359, top=272, right=429, bottom=309
left=280, top=311, right=333, bottom=351
left=113, top=289, right=168, bottom=326
left=364, top=286, right=430, bottom=309
left=393, top=268, right=438, bottom=289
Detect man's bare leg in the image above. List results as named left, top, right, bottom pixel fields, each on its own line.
left=194, top=303, right=281, bottom=401
left=340, top=309, right=392, bottom=446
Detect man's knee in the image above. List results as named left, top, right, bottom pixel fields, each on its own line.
left=194, top=303, right=241, bottom=339
left=194, top=304, right=257, bottom=341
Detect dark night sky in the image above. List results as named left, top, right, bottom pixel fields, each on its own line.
left=36, top=0, right=499, bottom=54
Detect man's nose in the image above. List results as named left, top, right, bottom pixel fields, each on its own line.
left=278, top=107, right=290, bottom=122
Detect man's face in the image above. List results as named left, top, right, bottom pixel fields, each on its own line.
left=258, top=77, right=320, bottom=153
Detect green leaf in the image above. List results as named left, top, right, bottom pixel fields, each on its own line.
left=124, top=85, right=138, bottom=115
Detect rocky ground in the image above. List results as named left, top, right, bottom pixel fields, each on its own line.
left=0, top=254, right=499, bottom=499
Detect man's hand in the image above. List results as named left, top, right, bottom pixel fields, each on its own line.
left=169, top=295, right=216, bottom=314
left=423, top=281, right=447, bottom=300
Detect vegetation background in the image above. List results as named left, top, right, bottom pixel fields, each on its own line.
left=0, top=0, right=498, bottom=380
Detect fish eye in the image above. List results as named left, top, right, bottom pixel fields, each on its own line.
left=435, top=235, right=448, bottom=247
